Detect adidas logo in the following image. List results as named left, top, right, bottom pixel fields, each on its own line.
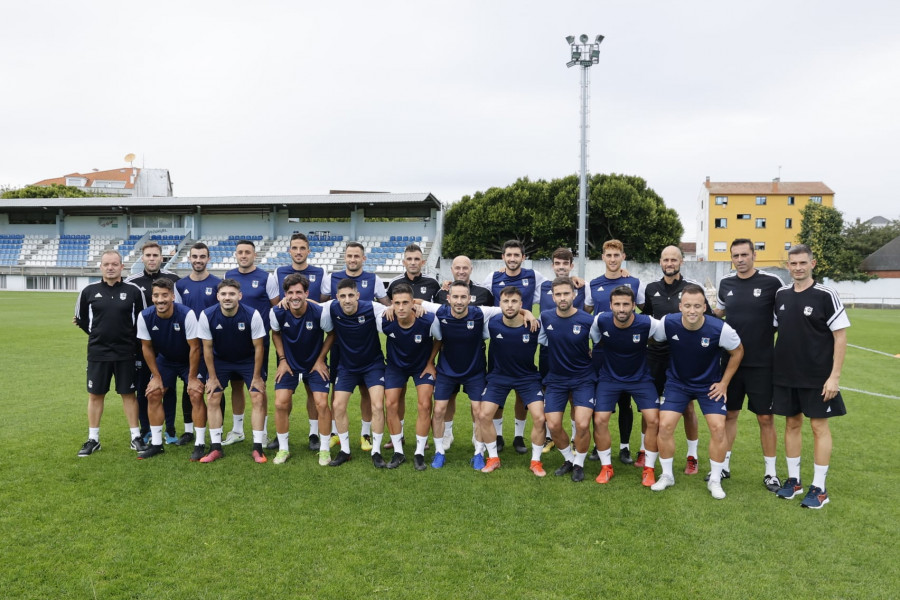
left=215, top=324, right=223, bottom=329
left=184, top=289, right=190, bottom=294
left=653, top=291, right=661, bottom=296
left=95, top=293, right=103, bottom=298
left=379, top=377, right=385, bottom=382
left=597, top=286, right=604, bottom=292
left=495, top=333, right=503, bottom=339
left=603, top=331, right=610, bottom=337
left=284, top=322, right=290, bottom=327
left=389, top=333, right=396, bottom=338
left=441, top=319, right=448, bottom=324
left=152, top=325, right=159, bottom=330
left=546, top=324, right=554, bottom=330
left=537, top=391, right=543, bottom=396
left=672, top=334, right=679, bottom=340
left=826, top=406, right=832, bottom=413
left=499, top=281, right=506, bottom=286
left=727, top=291, right=733, bottom=296
left=779, top=304, right=785, bottom=310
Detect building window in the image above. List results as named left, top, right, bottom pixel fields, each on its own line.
left=715, top=196, right=728, bottom=206
left=785, top=218, right=793, bottom=228
left=755, top=218, right=767, bottom=229
left=784, top=242, right=792, bottom=250
left=754, top=242, right=766, bottom=251
left=714, top=242, right=727, bottom=252
left=787, top=196, right=795, bottom=205
left=756, top=196, right=767, bottom=205
left=715, top=218, right=727, bottom=228
left=810, top=196, right=822, bottom=203
left=737, top=214, right=751, bottom=220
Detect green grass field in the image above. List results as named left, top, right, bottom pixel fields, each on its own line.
left=0, top=292, right=898, bottom=599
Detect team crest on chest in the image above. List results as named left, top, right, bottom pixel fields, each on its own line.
left=205, top=287, right=213, bottom=296
left=470, top=295, right=476, bottom=302
left=804, top=306, right=813, bottom=316
left=414, top=334, right=423, bottom=344
left=701, top=337, right=710, bottom=347
left=238, top=322, right=246, bottom=331
left=522, top=280, right=529, bottom=287
left=633, top=334, right=641, bottom=343
left=522, top=333, right=530, bottom=343
left=467, top=320, right=475, bottom=330
left=306, top=321, right=313, bottom=330
left=572, top=324, right=582, bottom=334
left=174, top=323, right=181, bottom=332
left=358, top=315, right=366, bottom=323
left=119, top=293, right=127, bottom=300
left=753, top=288, right=762, bottom=297
left=309, top=274, right=316, bottom=282
left=252, top=280, right=259, bottom=288
left=420, top=286, right=427, bottom=294
left=361, top=280, right=369, bottom=288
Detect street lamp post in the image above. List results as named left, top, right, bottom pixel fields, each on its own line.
left=566, top=33, right=604, bottom=278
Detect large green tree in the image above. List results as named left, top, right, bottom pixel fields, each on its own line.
left=797, top=202, right=870, bottom=281
left=842, top=217, right=900, bottom=267
left=1, top=184, right=95, bottom=199
left=442, top=173, right=683, bottom=261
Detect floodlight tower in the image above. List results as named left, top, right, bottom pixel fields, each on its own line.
left=566, top=33, right=604, bottom=278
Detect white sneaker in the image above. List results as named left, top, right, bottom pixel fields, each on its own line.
left=444, top=430, right=454, bottom=450
left=222, top=431, right=245, bottom=446
left=708, top=479, right=726, bottom=500
left=650, top=474, right=675, bottom=492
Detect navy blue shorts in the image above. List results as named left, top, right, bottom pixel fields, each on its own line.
left=384, top=365, right=436, bottom=390
left=481, top=374, right=543, bottom=407
left=333, top=362, right=386, bottom=393
left=274, top=369, right=330, bottom=393
left=595, top=378, right=658, bottom=412
left=154, top=356, right=206, bottom=391
left=212, top=358, right=266, bottom=393
left=660, top=381, right=727, bottom=416
left=434, top=372, right=485, bottom=402
left=543, top=374, right=597, bottom=413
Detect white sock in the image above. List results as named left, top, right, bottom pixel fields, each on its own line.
left=640, top=433, right=646, bottom=452
left=560, top=445, right=574, bottom=463
left=184, top=422, right=194, bottom=434
left=89, top=427, right=100, bottom=442
left=493, top=418, right=503, bottom=436
left=400, top=419, right=405, bottom=435
left=531, top=443, right=543, bottom=462
left=331, top=419, right=338, bottom=435
left=787, top=456, right=801, bottom=481
left=486, top=441, right=498, bottom=458
left=319, top=423, right=331, bottom=439
left=372, top=432, right=383, bottom=454
left=263, top=416, right=268, bottom=438
left=277, top=432, right=289, bottom=451
left=709, top=459, right=724, bottom=484
left=644, top=450, right=658, bottom=470
left=390, top=433, right=403, bottom=453
left=570, top=419, right=576, bottom=438
left=252, top=430, right=265, bottom=445
left=573, top=451, right=587, bottom=467
left=660, top=457, right=674, bottom=478
left=686, top=438, right=698, bottom=458
left=433, top=437, right=444, bottom=454
left=812, top=463, right=829, bottom=490
left=415, top=435, right=427, bottom=455
left=599, top=448, right=612, bottom=466
left=339, top=431, right=350, bottom=454
left=232, top=414, right=244, bottom=433
left=210, top=428, right=223, bottom=444
left=514, top=419, right=526, bottom=438
left=764, top=455, right=777, bottom=477
left=150, top=425, right=163, bottom=446
left=475, top=440, right=486, bottom=455
left=309, top=419, right=318, bottom=437
left=545, top=424, right=551, bottom=439
left=195, top=427, right=206, bottom=445
left=620, top=442, right=629, bottom=450
left=361, top=421, right=372, bottom=436
left=724, top=450, right=732, bottom=471
left=445, top=421, right=454, bottom=437
left=130, top=427, right=140, bottom=439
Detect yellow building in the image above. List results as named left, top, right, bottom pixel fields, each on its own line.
left=696, top=178, right=835, bottom=267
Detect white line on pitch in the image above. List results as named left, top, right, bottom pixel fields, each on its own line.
left=848, top=344, right=899, bottom=358
left=842, top=387, right=900, bottom=400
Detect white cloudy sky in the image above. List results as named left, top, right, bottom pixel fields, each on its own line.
left=2, top=1, right=898, bottom=240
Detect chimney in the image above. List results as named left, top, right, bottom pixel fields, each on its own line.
left=772, top=177, right=779, bottom=192
left=705, top=176, right=710, bottom=189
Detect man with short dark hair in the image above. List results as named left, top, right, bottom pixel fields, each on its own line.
left=197, top=279, right=268, bottom=463
left=772, top=244, right=849, bottom=509
left=650, top=284, right=744, bottom=500
left=75, top=250, right=148, bottom=456
left=136, top=278, right=205, bottom=459
left=174, top=241, right=221, bottom=447
left=714, top=238, right=784, bottom=491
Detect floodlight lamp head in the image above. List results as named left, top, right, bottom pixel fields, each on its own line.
left=566, top=59, right=577, bottom=68
left=595, top=35, right=605, bottom=44
left=566, top=35, right=575, bottom=44
left=580, top=34, right=589, bottom=43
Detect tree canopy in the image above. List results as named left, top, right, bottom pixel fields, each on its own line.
left=842, top=217, right=900, bottom=269
left=1, top=184, right=95, bottom=199
left=442, top=173, right=683, bottom=262
left=797, top=202, right=870, bottom=281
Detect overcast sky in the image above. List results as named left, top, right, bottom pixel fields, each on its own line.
left=2, top=1, right=898, bottom=240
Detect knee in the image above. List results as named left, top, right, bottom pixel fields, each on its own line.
left=275, top=398, right=291, bottom=412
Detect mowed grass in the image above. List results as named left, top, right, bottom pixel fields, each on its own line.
left=0, top=292, right=898, bottom=599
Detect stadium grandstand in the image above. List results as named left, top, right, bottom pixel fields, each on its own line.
left=0, top=192, right=442, bottom=291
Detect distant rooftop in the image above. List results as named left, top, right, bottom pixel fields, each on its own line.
left=703, top=178, right=833, bottom=195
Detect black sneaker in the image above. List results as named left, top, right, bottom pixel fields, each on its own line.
left=130, top=436, right=148, bottom=452
left=413, top=454, right=427, bottom=471
left=496, top=435, right=505, bottom=453
left=266, top=437, right=280, bottom=450
left=138, top=444, right=165, bottom=459
left=619, top=448, right=633, bottom=465
left=387, top=452, right=406, bottom=469
left=329, top=451, right=352, bottom=467
left=513, top=436, right=528, bottom=454
left=571, top=465, right=585, bottom=482
left=372, top=452, right=387, bottom=468
left=308, top=434, right=321, bottom=452
left=588, top=446, right=600, bottom=461
left=554, top=460, right=574, bottom=476
left=78, top=439, right=101, bottom=457
left=704, top=469, right=732, bottom=482
left=190, top=445, right=206, bottom=462
left=764, top=474, right=782, bottom=493
left=174, top=432, right=195, bottom=446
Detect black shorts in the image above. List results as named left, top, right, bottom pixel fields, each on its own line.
left=773, top=385, right=847, bottom=419
left=726, top=366, right=774, bottom=414
left=87, top=359, right=137, bottom=395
